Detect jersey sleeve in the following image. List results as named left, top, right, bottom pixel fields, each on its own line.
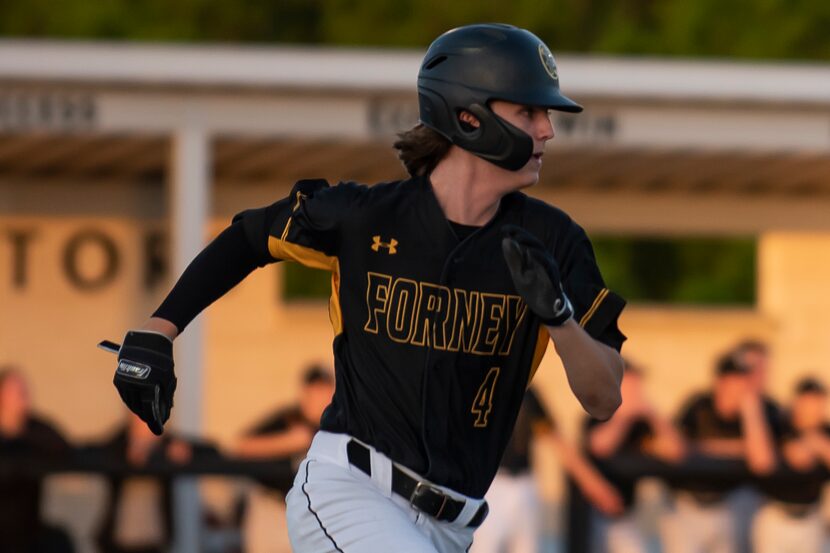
left=556, top=222, right=626, bottom=351
left=233, top=178, right=360, bottom=271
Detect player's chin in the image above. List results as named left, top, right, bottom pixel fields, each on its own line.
left=514, top=166, right=541, bottom=189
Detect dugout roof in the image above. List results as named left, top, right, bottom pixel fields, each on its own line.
left=1, top=40, right=829, bottom=198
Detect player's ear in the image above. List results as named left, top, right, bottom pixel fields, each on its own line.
left=458, top=110, right=481, bottom=130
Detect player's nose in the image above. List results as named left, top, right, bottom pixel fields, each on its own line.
left=537, top=113, right=555, bottom=142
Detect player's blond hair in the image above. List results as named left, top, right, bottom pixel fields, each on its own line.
left=393, top=124, right=452, bottom=177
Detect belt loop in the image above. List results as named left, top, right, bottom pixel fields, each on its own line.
left=368, top=442, right=394, bottom=498
left=454, top=496, right=486, bottom=528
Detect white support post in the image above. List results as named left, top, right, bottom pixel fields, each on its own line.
left=169, top=124, right=210, bottom=553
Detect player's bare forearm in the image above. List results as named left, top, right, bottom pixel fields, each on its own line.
left=547, top=432, right=623, bottom=516
left=740, top=393, right=777, bottom=475
left=141, top=317, right=179, bottom=340
left=587, top=411, right=638, bottom=458
left=696, top=438, right=745, bottom=458
left=234, top=426, right=313, bottom=459
left=644, top=414, right=687, bottom=462
left=547, top=319, right=622, bottom=420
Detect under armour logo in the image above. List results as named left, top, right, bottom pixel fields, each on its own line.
left=371, top=235, right=398, bottom=254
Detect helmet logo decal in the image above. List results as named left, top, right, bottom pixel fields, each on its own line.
left=538, top=44, right=559, bottom=81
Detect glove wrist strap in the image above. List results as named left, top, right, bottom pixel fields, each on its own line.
left=542, top=295, right=574, bottom=327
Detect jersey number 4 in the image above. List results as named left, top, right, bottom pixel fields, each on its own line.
left=471, top=367, right=500, bottom=428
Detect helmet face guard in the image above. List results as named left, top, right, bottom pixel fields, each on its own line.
left=417, top=24, right=583, bottom=171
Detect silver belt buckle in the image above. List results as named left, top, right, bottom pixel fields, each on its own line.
left=410, top=481, right=449, bottom=519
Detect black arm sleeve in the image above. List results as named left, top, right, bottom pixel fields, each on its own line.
left=152, top=220, right=271, bottom=332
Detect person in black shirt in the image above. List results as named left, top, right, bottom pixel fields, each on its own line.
left=233, top=366, right=334, bottom=553
left=110, top=24, right=626, bottom=553
left=472, top=388, right=624, bottom=553
left=94, top=412, right=217, bottom=553
left=0, top=367, right=74, bottom=553
left=661, top=353, right=778, bottom=553
left=752, top=377, right=830, bottom=553
left=585, top=361, right=684, bottom=553
left=730, top=339, right=783, bottom=553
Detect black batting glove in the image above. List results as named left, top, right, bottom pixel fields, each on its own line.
left=114, top=330, right=177, bottom=435
left=501, top=225, right=574, bottom=326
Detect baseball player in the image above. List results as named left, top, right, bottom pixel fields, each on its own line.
left=110, top=24, right=626, bottom=553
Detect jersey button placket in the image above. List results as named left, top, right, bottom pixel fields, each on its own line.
left=420, top=245, right=466, bottom=482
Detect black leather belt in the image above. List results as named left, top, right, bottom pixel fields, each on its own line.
left=347, top=439, right=488, bottom=528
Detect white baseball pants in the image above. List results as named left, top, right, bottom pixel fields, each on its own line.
left=286, top=431, right=483, bottom=553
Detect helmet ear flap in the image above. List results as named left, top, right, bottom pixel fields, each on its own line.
left=460, top=104, right=534, bottom=171
left=418, top=87, right=450, bottom=134
left=418, top=90, right=533, bottom=171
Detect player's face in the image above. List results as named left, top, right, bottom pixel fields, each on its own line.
left=490, top=100, right=555, bottom=187
left=714, top=373, right=750, bottom=415
left=740, top=349, right=768, bottom=391
left=0, top=373, right=29, bottom=418
left=301, top=381, right=335, bottom=423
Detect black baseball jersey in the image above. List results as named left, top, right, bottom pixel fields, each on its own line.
left=236, top=175, right=625, bottom=498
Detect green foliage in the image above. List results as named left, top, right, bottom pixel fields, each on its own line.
left=283, top=262, right=332, bottom=301
left=591, top=236, right=756, bottom=305
left=1, top=0, right=828, bottom=60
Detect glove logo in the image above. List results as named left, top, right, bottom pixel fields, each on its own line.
left=117, top=360, right=152, bottom=380
left=371, top=235, right=398, bottom=255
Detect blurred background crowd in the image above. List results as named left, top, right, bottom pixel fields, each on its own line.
left=1, top=339, right=829, bottom=553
